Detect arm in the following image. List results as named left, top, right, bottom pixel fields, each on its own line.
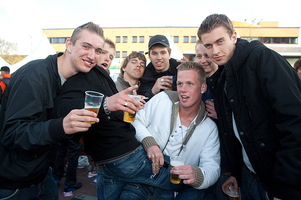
left=258, top=50, right=301, bottom=199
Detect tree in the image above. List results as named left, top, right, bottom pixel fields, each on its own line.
left=0, top=39, right=21, bottom=65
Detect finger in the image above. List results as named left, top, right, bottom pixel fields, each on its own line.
left=122, top=85, right=139, bottom=95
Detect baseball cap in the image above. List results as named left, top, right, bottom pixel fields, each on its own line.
left=0, top=66, right=10, bottom=72
left=148, top=35, right=169, bottom=50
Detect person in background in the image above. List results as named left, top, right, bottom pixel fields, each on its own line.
left=294, top=58, right=301, bottom=79
left=137, top=34, right=180, bottom=100
left=115, top=51, right=146, bottom=92
left=0, top=66, right=11, bottom=104
left=0, top=22, right=105, bottom=200
left=97, top=38, right=116, bottom=74
left=120, top=61, right=220, bottom=200
left=195, top=40, right=230, bottom=200
left=198, top=14, right=301, bottom=200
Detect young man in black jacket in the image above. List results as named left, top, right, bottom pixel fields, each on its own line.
left=137, top=34, right=180, bottom=100
left=198, top=14, right=301, bottom=200
left=0, top=22, right=105, bottom=200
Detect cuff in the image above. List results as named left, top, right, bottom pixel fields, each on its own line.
left=190, top=167, right=204, bottom=188
left=141, top=136, right=158, bottom=150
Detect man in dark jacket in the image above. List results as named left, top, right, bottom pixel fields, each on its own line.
left=137, top=34, right=180, bottom=100
left=0, top=22, right=105, bottom=200
left=198, top=14, right=301, bottom=200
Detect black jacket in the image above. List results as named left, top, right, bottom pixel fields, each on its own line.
left=0, top=54, right=66, bottom=189
left=211, top=39, right=301, bottom=199
left=137, top=58, right=179, bottom=99
left=54, top=66, right=140, bottom=163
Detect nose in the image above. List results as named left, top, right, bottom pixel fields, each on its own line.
left=87, top=49, right=95, bottom=60
left=212, top=44, right=219, bottom=56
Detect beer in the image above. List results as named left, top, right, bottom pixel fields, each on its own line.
left=167, top=76, right=173, bottom=90
left=170, top=159, right=184, bottom=184
left=84, top=107, right=99, bottom=124
left=123, top=110, right=135, bottom=123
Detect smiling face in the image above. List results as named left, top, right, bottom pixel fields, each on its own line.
left=66, top=29, right=104, bottom=75
left=201, top=26, right=237, bottom=66
left=195, top=43, right=218, bottom=77
left=149, top=46, right=171, bottom=72
left=97, top=42, right=116, bottom=71
left=177, top=69, right=206, bottom=111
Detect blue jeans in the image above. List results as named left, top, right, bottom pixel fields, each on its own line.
left=0, top=168, right=58, bottom=200
left=96, top=145, right=196, bottom=200
left=240, top=167, right=269, bottom=200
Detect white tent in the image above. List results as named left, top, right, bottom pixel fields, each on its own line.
left=0, top=57, right=10, bottom=67
left=166, top=33, right=184, bottom=60
left=11, top=34, right=55, bottom=73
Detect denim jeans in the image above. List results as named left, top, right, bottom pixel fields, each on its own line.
left=240, top=167, right=269, bottom=200
left=0, top=168, right=58, bottom=200
left=96, top=145, right=201, bottom=200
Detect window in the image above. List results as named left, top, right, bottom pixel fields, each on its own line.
left=116, top=36, right=120, bottom=43
left=122, top=51, right=127, bottom=58
left=115, top=51, right=120, bottom=58
left=174, top=36, right=179, bottom=43
left=139, top=36, right=144, bottom=43
left=132, top=36, right=137, bottom=43
left=191, top=36, right=196, bottom=43
left=183, top=36, right=189, bottom=43
left=123, top=36, right=128, bottom=43
left=51, top=37, right=67, bottom=44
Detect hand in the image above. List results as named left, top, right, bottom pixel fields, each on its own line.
left=147, top=145, right=164, bottom=174
left=170, top=164, right=196, bottom=185
left=222, top=176, right=239, bottom=196
left=151, top=76, right=173, bottom=95
left=106, top=85, right=140, bottom=114
left=63, top=109, right=98, bottom=134
left=205, top=100, right=217, bottom=120
left=176, top=56, right=189, bottom=65
left=273, top=198, right=282, bottom=200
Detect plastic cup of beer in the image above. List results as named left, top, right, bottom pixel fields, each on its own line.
left=226, top=186, right=240, bottom=200
left=84, top=91, right=104, bottom=124
left=170, top=156, right=184, bottom=184
left=167, top=76, right=173, bottom=90
left=123, top=95, right=141, bottom=123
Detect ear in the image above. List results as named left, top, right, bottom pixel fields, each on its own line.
left=231, top=31, right=238, bottom=45
left=65, top=38, right=72, bottom=53
left=201, top=83, right=207, bottom=94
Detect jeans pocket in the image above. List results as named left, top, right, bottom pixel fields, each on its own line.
left=0, top=189, right=19, bottom=200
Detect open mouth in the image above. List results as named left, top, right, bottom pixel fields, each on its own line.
left=101, top=63, right=108, bottom=68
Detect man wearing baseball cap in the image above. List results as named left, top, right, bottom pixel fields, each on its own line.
left=137, top=34, right=180, bottom=100
left=0, top=66, right=11, bottom=103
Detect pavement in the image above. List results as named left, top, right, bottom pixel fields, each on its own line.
left=57, top=156, right=97, bottom=200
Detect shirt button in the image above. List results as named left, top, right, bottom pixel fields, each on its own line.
left=107, top=116, right=111, bottom=119
left=239, top=132, right=244, bottom=136
left=260, top=143, right=265, bottom=148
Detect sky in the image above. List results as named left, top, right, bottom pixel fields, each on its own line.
left=0, top=0, right=300, bottom=54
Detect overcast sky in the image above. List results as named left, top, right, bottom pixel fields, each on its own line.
left=0, top=0, right=300, bottom=54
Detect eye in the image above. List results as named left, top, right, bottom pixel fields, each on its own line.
left=218, top=40, right=223, bottom=44
left=177, top=82, right=183, bottom=86
left=204, top=44, right=212, bottom=49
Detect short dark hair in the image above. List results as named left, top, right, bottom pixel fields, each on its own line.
left=70, top=22, right=104, bottom=45
left=198, top=14, right=234, bottom=42
left=294, top=58, right=301, bottom=72
left=105, top=38, right=116, bottom=50
left=120, top=52, right=146, bottom=76
left=1, top=66, right=10, bottom=73
left=177, top=61, right=206, bottom=85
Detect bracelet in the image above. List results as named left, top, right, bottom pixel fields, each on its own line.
left=103, top=97, right=111, bottom=115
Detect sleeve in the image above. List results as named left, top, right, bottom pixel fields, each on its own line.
left=1, top=76, right=66, bottom=151
left=258, top=49, right=301, bottom=199
left=195, top=123, right=220, bottom=189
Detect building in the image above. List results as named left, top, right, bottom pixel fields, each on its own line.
left=43, top=21, right=301, bottom=68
